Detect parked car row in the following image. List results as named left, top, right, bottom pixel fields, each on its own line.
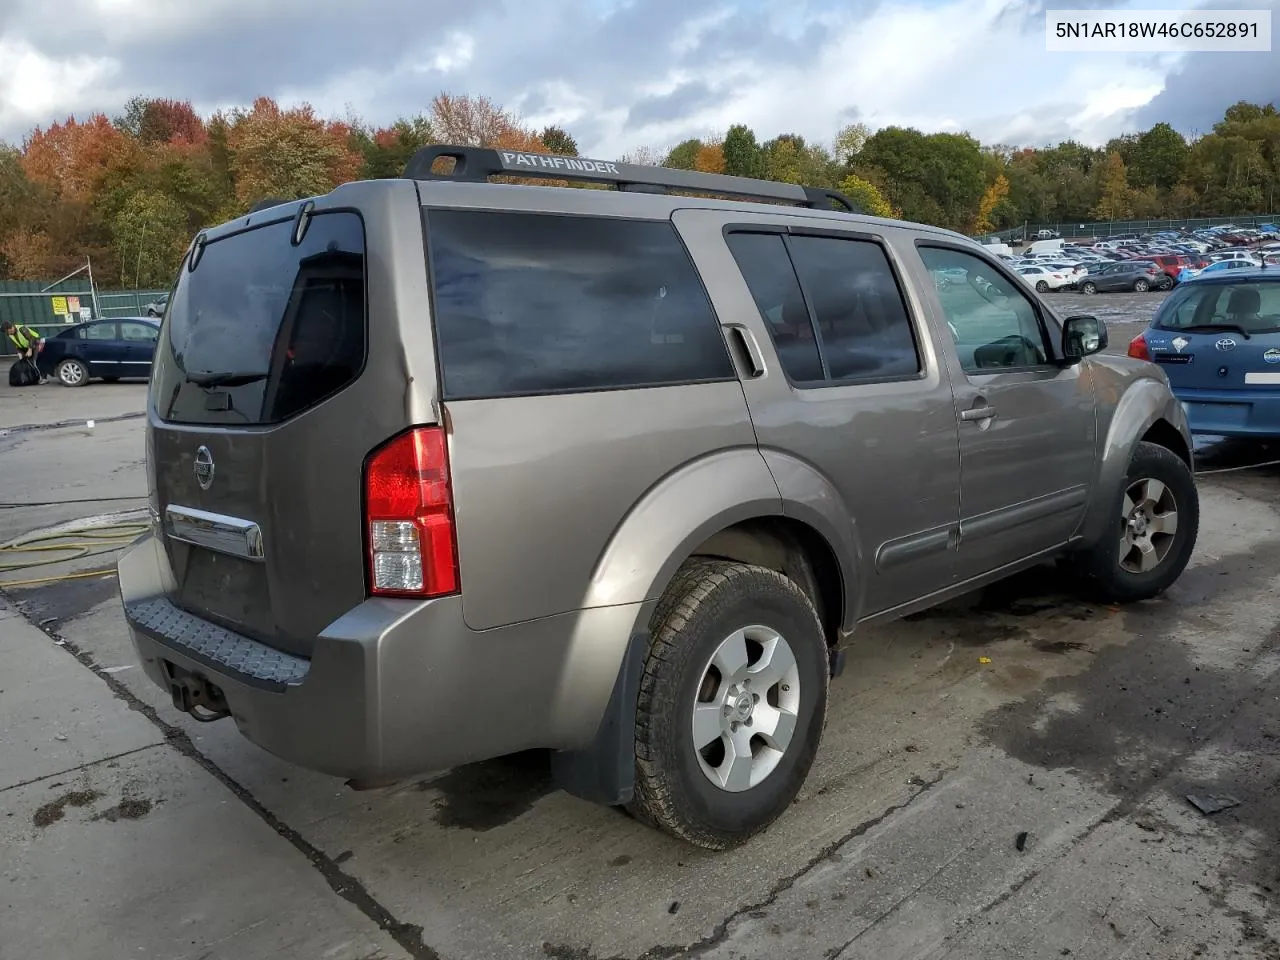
left=989, top=224, right=1280, bottom=295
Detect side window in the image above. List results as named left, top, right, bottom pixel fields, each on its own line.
left=724, top=232, right=824, bottom=383
left=918, top=246, right=1051, bottom=374
left=786, top=235, right=921, bottom=381
left=428, top=210, right=734, bottom=399
left=121, top=321, right=158, bottom=342
left=84, top=323, right=117, bottom=340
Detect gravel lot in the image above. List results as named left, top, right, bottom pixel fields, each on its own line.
left=3, top=288, right=1278, bottom=960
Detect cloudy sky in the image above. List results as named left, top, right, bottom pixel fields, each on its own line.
left=0, top=0, right=1275, bottom=159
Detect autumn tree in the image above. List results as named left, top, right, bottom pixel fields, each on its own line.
left=833, top=122, right=870, bottom=164
left=115, top=97, right=206, bottom=146
left=837, top=173, right=895, bottom=218
left=1092, top=151, right=1134, bottom=221
left=974, top=174, right=1011, bottom=233
left=350, top=115, right=435, bottom=179
left=223, top=97, right=362, bottom=209
left=21, top=114, right=142, bottom=204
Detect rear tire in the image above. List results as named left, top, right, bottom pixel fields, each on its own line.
left=1134, top=278, right=1150, bottom=292
left=627, top=558, right=829, bottom=850
left=1035, top=280, right=1049, bottom=292
left=1071, top=441, right=1199, bottom=603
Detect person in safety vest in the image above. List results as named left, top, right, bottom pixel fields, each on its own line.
left=3, top=321, right=48, bottom=384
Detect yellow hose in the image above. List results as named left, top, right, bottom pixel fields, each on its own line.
left=0, top=522, right=150, bottom=588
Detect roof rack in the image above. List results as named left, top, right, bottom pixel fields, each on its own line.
left=401, top=145, right=861, bottom=213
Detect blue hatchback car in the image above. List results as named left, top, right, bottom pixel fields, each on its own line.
left=1130, top=267, right=1280, bottom=437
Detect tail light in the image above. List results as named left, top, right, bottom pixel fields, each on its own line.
left=364, top=426, right=459, bottom=598
left=1127, top=334, right=1151, bottom=361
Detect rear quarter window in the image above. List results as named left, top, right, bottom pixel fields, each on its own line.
left=425, top=210, right=734, bottom=400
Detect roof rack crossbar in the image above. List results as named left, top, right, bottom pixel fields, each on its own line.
left=401, top=145, right=862, bottom=213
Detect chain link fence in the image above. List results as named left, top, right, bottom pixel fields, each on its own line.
left=0, top=281, right=168, bottom=357
left=979, top=213, right=1280, bottom=243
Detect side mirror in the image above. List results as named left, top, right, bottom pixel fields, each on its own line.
left=1062, top=315, right=1107, bottom=362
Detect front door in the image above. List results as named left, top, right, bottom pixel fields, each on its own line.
left=675, top=210, right=962, bottom=618
left=915, top=243, right=1097, bottom=582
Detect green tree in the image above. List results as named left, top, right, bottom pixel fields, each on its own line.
left=664, top=138, right=703, bottom=170
left=539, top=125, right=579, bottom=156
left=1130, top=123, right=1188, bottom=190
left=111, top=188, right=188, bottom=287
left=722, top=124, right=764, bottom=178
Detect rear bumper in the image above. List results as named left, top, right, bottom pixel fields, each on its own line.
left=1176, top=390, right=1280, bottom=437
left=117, top=533, right=647, bottom=781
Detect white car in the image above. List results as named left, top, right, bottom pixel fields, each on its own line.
left=1016, top=264, right=1075, bottom=291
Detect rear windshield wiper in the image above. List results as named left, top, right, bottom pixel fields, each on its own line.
left=184, top=371, right=269, bottom=387
left=1173, top=323, right=1253, bottom=340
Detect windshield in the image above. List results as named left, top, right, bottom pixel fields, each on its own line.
left=1154, top=280, right=1280, bottom=335
left=151, top=210, right=367, bottom=425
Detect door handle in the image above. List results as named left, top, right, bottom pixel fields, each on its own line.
left=726, top=324, right=765, bottom=378
left=959, top=404, right=997, bottom=423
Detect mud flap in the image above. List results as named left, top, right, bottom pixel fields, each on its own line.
left=550, top=630, right=648, bottom=807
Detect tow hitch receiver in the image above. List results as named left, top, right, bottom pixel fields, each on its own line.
left=165, top=662, right=231, bottom=722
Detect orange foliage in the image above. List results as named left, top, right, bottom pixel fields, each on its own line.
left=0, top=228, right=56, bottom=280
left=693, top=143, right=726, bottom=174
left=22, top=114, right=141, bottom=203
left=223, top=97, right=363, bottom=206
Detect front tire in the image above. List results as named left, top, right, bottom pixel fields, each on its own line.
left=628, top=559, right=829, bottom=850
left=57, top=358, right=89, bottom=387
left=1072, top=441, right=1199, bottom=603
left=1082, top=281, right=1097, bottom=294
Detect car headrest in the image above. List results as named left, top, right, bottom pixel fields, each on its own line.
left=1227, top=286, right=1261, bottom=314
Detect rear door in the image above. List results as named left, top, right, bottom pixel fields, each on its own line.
left=674, top=210, right=962, bottom=617
left=422, top=200, right=759, bottom=632
left=119, top=320, right=159, bottom=379
left=146, top=182, right=429, bottom=656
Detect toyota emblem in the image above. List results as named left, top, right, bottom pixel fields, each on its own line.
left=194, top=445, right=215, bottom=490
left=1215, top=338, right=1237, bottom=352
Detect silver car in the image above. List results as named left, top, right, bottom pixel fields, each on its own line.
left=117, top=147, right=1199, bottom=849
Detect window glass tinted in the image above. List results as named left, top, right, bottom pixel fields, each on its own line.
left=1156, top=280, right=1280, bottom=334
left=152, top=211, right=367, bottom=425
left=428, top=210, right=732, bottom=399
left=918, top=246, right=1050, bottom=373
left=85, top=323, right=117, bottom=340
left=724, top=232, right=824, bottom=383
left=786, top=235, right=920, bottom=381
left=121, top=321, right=158, bottom=342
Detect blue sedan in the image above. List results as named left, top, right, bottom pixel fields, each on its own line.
left=36, top=317, right=160, bottom=387
left=1128, top=267, right=1280, bottom=437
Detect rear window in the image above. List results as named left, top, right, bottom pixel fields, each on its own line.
left=1155, top=279, right=1280, bottom=334
left=426, top=210, right=733, bottom=399
left=152, top=210, right=366, bottom=425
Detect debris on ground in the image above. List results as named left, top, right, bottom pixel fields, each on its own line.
left=1015, top=831, right=1029, bottom=851
left=1185, top=793, right=1242, bottom=815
